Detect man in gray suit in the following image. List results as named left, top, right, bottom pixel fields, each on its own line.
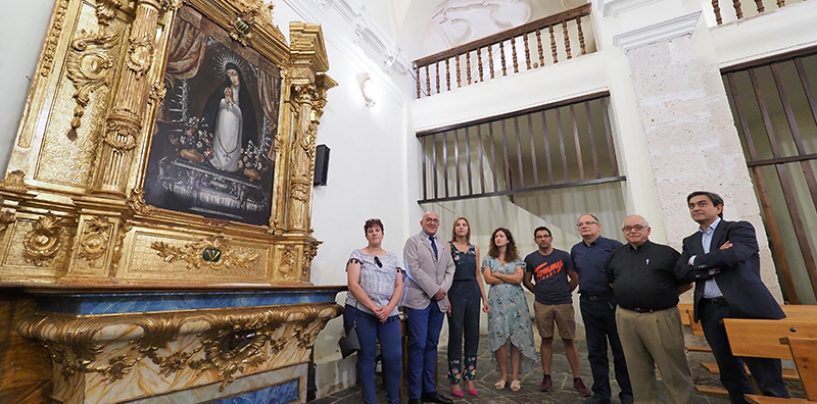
left=404, top=211, right=455, bottom=404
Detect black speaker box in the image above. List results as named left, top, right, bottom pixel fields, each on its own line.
left=314, top=144, right=330, bottom=186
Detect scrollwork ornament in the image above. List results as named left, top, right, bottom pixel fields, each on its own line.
left=302, top=240, right=320, bottom=281
left=0, top=170, right=27, bottom=193
left=127, top=35, right=154, bottom=77
left=289, top=178, right=310, bottom=202
left=78, top=216, right=112, bottom=266
left=127, top=188, right=152, bottom=215
left=151, top=235, right=259, bottom=271
left=23, top=212, right=63, bottom=266
left=278, top=247, right=296, bottom=276
left=159, top=0, right=184, bottom=12
left=0, top=209, right=16, bottom=233
left=148, top=82, right=167, bottom=105
left=229, top=0, right=274, bottom=46
left=66, top=30, right=119, bottom=139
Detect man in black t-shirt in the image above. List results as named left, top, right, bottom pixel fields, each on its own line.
left=523, top=226, right=590, bottom=396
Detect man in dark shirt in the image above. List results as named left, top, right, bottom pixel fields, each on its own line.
left=570, top=214, right=632, bottom=404
left=523, top=226, right=590, bottom=396
left=607, top=215, right=695, bottom=404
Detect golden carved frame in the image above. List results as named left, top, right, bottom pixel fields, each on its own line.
left=1, top=0, right=336, bottom=287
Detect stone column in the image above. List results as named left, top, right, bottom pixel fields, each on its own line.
left=607, top=3, right=782, bottom=299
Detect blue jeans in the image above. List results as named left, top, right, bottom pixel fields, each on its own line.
left=344, top=305, right=402, bottom=404
left=406, top=302, right=445, bottom=400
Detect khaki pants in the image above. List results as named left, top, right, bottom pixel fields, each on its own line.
left=615, top=307, right=695, bottom=404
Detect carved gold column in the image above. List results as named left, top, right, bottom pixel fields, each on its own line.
left=89, top=0, right=163, bottom=197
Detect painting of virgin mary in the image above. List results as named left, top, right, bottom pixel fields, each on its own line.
left=202, top=62, right=258, bottom=172
left=143, top=5, right=281, bottom=226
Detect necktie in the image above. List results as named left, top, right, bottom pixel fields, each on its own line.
left=429, top=236, right=438, bottom=260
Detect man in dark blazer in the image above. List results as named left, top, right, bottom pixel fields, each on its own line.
left=676, top=191, right=787, bottom=403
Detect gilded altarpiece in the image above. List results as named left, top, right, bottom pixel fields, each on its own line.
left=0, top=0, right=342, bottom=402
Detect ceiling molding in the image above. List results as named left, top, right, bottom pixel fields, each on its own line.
left=613, top=10, right=702, bottom=52
left=600, top=0, right=663, bottom=17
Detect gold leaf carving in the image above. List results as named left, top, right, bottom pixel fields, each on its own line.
left=229, top=0, right=274, bottom=46
left=126, top=188, right=152, bottom=215
left=65, top=30, right=119, bottom=139
left=23, top=212, right=63, bottom=266
left=159, top=0, right=184, bottom=12
left=126, top=35, right=154, bottom=77
left=148, top=82, right=166, bottom=105
left=18, top=304, right=342, bottom=389
left=302, top=240, right=320, bottom=281
left=0, top=209, right=16, bottom=233
left=150, top=235, right=258, bottom=271
left=278, top=247, right=296, bottom=276
left=0, top=170, right=27, bottom=193
left=103, top=121, right=139, bottom=151
left=78, top=216, right=112, bottom=266
left=40, top=0, right=71, bottom=77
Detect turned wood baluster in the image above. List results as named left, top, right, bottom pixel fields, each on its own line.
left=445, top=59, right=451, bottom=91
left=466, top=52, right=472, bottom=84
left=562, top=20, right=572, bottom=59
left=754, top=0, right=765, bottom=12
left=425, top=65, right=430, bottom=96
left=511, top=37, right=519, bottom=73
left=500, top=41, right=507, bottom=76
left=435, top=62, right=440, bottom=94
left=549, top=25, right=558, bottom=63
left=523, top=33, right=531, bottom=70
left=536, top=29, right=544, bottom=67
left=576, top=17, right=587, bottom=55
left=733, top=0, right=744, bottom=20
left=456, top=55, right=462, bottom=87
left=415, top=64, right=420, bottom=98
left=712, top=0, right=723, bottom=25
left=477, top=47, right=484, bottom=82
left=488, top=46, right=495, bottom=79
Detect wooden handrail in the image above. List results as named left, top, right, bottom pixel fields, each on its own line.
left=414, top=3, right=592, bottom=67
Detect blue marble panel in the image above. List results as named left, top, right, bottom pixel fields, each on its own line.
left=210, top=378, right=299, bottom=404
left=35, top=288, right=342, bottom=315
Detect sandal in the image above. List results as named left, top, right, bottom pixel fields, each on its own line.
left=510, top=380, right=521, bottom=392
left=494, top=379, right=506, bottom=390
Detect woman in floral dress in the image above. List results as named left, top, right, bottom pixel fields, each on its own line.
left=482, top=227, right=538, bottom=392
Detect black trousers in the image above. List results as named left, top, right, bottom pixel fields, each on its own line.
left=699, top=299, right=788, bottom=403
left=580, top=295, right=632, bottom=402
left=447, top=280, right=481, bottom=384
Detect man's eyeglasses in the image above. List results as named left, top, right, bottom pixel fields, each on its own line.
left=577, top=221, right=598, bottom=227
left=622, top=225, right=647, bottom=232
left=374, top=256, right=383, bottom=268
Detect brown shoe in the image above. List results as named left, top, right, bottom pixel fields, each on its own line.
left=573, top=377, right=591, bottom=397
left=539, top=374, right=552, bottom=392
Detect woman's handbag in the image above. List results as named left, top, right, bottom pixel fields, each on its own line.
left=338, top=305, right=360, bottom=358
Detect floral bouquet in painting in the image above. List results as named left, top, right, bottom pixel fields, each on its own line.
left=175, top=116, right=214, bottom=163
left=240, top=141, right=269, bottom=181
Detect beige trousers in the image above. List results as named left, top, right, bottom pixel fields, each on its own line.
left=615, top=306, right=695, bottom=404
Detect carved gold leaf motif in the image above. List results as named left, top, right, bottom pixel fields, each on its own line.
left=127, top=35, right=154, bottom=76
left=229, top=0, right=274, bottom=46
left=78, top=216, right=112, bottom=266
left=18, top=304, right=342, bottom=388
left=126, top=188, right=152, bottom=215
left=23, top=212, right=63, bottom=266
left=151, top=235, right=258, bottom=271
left=0, top=210, right=16, bottom=233
left=66, top=30, right=119, bottom=139
left=0, top=170, right=28, bottom=193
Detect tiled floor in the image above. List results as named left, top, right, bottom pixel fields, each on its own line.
left=310, top=335, right=737, bottom=404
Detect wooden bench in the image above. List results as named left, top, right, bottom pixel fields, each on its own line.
left=780, top=337, right=817, bottom=401
left=723, top=318, right=817, bottom=403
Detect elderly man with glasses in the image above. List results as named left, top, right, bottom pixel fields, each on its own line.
left=606, top=215, right=696, bottom=404
left=570, top=214, right=632, bottom=404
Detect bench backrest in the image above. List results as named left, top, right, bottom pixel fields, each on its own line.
left=723, top=319, right=817, bottom=359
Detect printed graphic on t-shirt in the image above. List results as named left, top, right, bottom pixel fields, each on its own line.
left=533, top=259, right=564, bottom=282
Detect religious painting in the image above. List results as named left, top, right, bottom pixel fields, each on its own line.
left=144, top=5, right=282, bottom=226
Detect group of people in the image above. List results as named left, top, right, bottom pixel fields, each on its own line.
left=344, top=191, right=788, bottom=404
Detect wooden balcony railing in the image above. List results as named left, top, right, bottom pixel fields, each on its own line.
left=413, top=4, right=593, bottom=99
left=710, top=0, right=802, bottom=25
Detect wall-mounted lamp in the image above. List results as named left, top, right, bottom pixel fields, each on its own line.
left=360, top=75, right=376, bottom=107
